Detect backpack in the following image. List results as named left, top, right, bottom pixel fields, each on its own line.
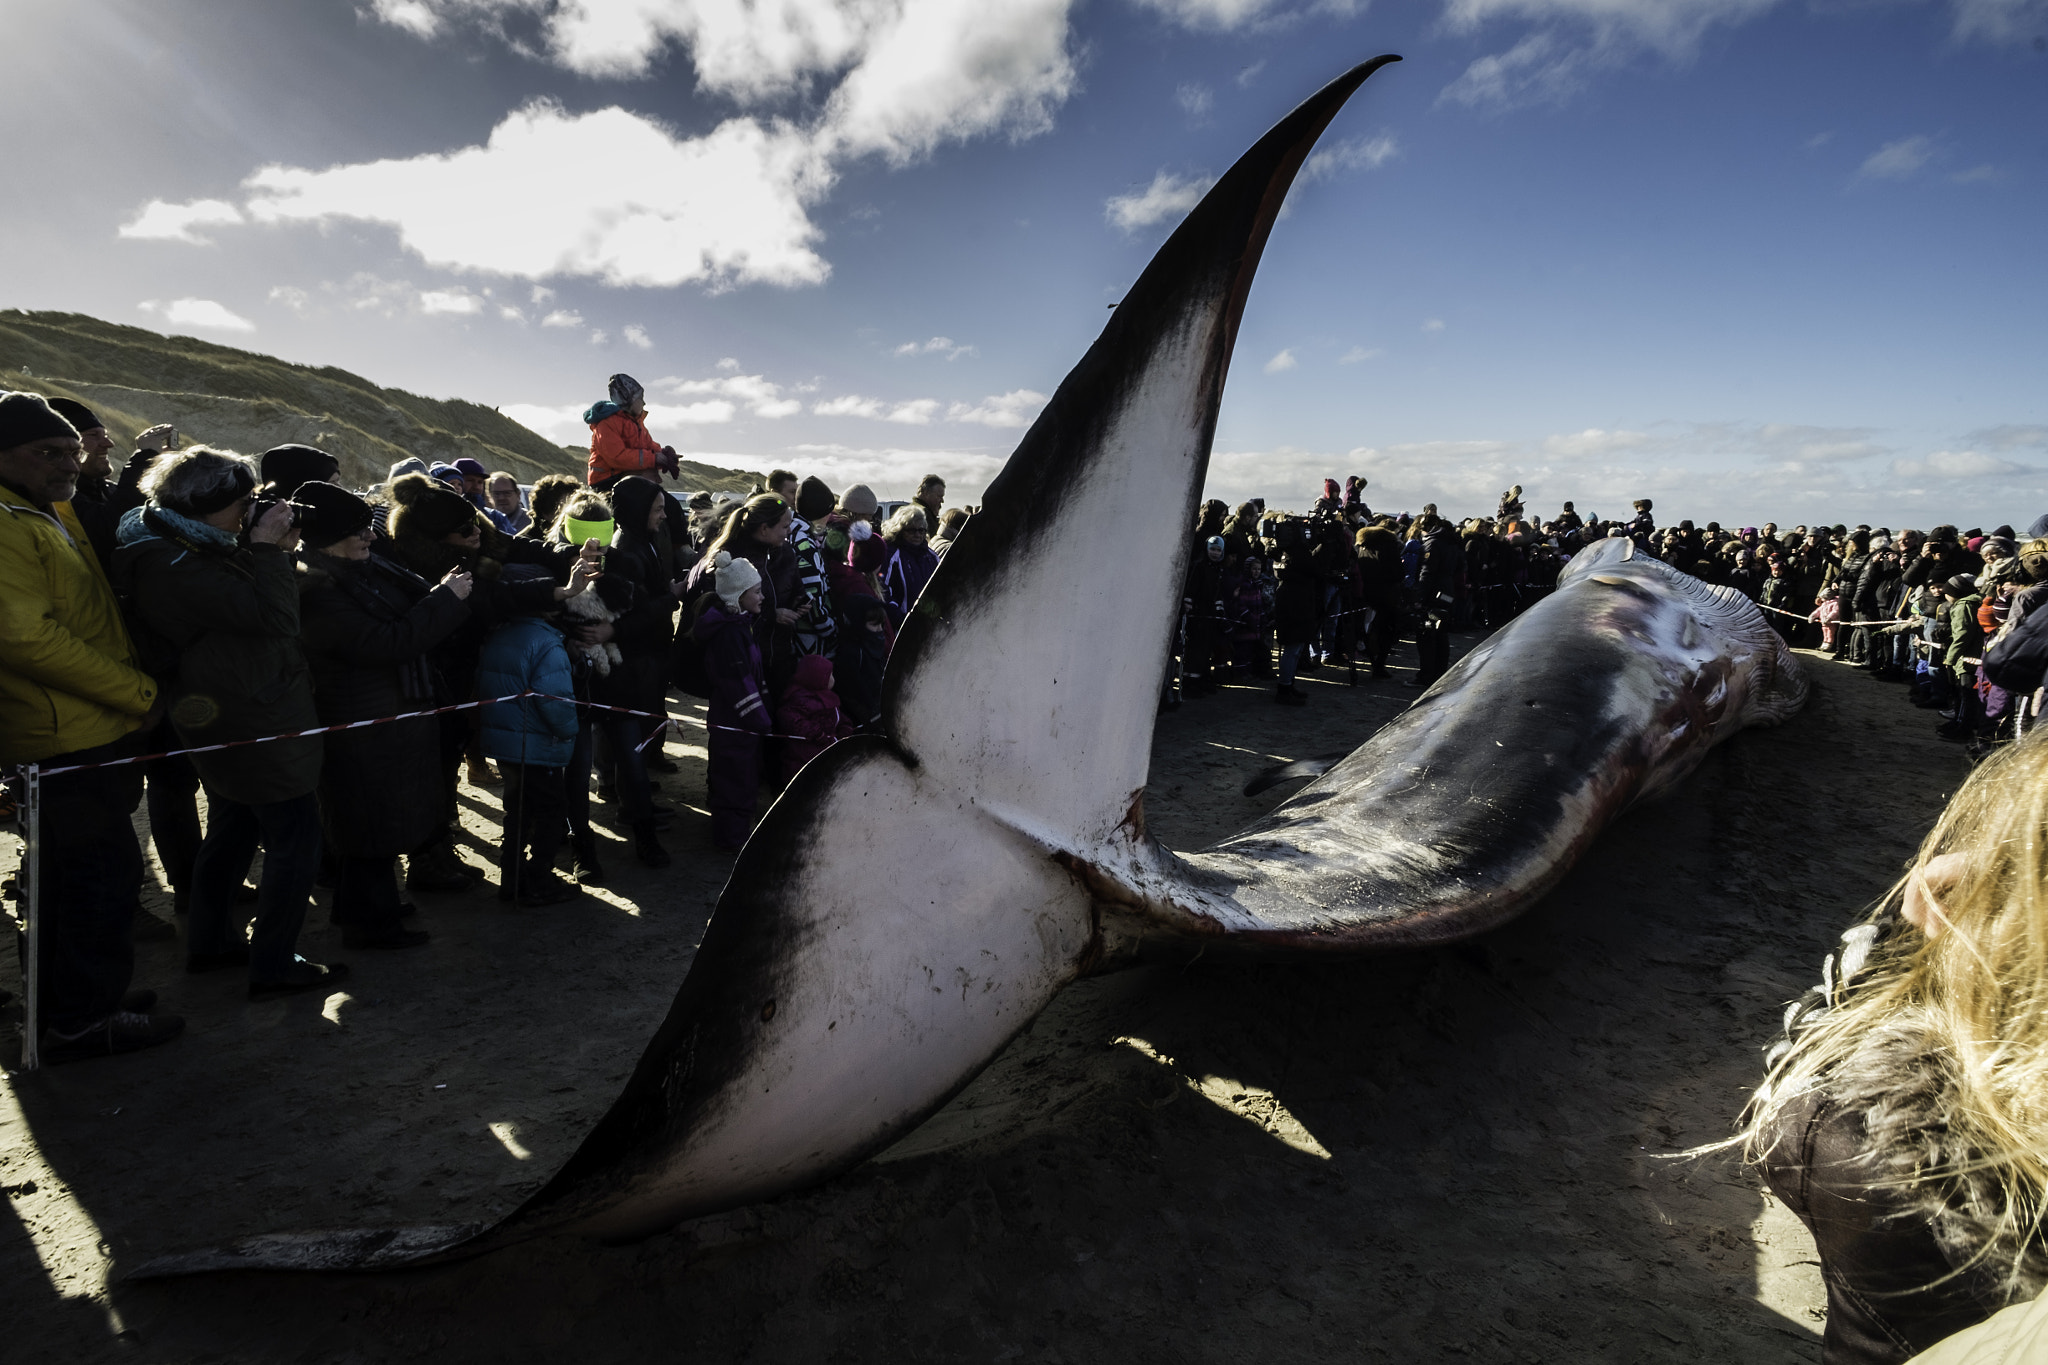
left=669, top=586, right=717, bottom=698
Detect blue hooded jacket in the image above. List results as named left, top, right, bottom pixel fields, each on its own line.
left=476, top=616, right=578, bottom=766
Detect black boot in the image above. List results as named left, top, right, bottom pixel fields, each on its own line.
left=570, top=832, right=607, bottom=886
left=632, top=822, right=672, bottom=869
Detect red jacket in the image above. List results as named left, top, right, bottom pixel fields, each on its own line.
left=588, top=412, right=661, bottom=485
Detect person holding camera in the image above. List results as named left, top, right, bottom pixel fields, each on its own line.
left=111, top=447, right=347, bottom=998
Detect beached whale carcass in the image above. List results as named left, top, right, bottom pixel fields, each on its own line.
left=131, top=54, right=1804, bottom=1276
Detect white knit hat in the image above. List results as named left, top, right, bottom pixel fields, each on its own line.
left=712, top=550, right=762, bottom=609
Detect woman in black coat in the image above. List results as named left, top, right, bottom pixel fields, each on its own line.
left=296, top=484, right=474, bottom=948
left=590, top=475, right=680, bottom=867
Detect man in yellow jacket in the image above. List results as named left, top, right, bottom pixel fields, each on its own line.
left=0, top=392, right=183, bottom=1063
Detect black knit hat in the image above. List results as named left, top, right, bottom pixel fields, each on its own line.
left=387, top=472, right=479, bottom=540
left=260, top=443, right=339, bottom=491
left=795, top=475, right=836, bottom=522
left=45, top=397, right=104, bottom=434
left=295, top=481, right=373, bottom=548
left=0, top=392, right=80, bottom=449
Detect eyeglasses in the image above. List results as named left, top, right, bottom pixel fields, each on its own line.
left=22, top=442, right=81, bottom=463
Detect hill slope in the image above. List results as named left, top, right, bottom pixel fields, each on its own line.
left=0, top=311, right=762, bottom=494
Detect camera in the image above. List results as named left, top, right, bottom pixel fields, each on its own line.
left=246, top=493, right=310, bottom=530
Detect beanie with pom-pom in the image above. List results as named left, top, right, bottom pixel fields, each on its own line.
left=386, top=471, right=478, bottom=541
left=713, top=550, right=762, bottom=610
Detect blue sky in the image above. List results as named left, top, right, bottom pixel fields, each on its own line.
left=7, top=0, right=2044, bottom=527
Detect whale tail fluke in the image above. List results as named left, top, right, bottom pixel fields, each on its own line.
left=125, top=1223, right=488, bottom=1280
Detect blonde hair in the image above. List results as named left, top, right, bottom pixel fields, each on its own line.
left=1740, top=729, right=2048, bottom=1287
left=883, top=503, right=928, bottom=539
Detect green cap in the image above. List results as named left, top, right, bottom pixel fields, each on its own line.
left=564, top=513, right=615, bottom=547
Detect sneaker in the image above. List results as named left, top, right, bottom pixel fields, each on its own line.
left=249, top=959, right=351, bottom=1000
left=570, top=837, right=607, bottom=887
left=41, top=1011, right=185, bottom=1065
left=465, top=757, right=502, bottom=787
left=341, top=927, right=431, bottom=950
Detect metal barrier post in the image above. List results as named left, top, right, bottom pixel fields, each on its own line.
left=21, top=765, right=41, bottom=1072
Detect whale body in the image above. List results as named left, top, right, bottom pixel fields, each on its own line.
left=129, top=54, right=1804, bottom=1277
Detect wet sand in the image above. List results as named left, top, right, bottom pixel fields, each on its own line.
left=1, top=640, right=1970, bottom=1362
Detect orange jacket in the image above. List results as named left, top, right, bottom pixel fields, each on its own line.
left=588, top=412, right=661, bottom=485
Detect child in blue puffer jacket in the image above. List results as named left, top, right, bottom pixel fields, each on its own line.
left=477, top=567, right=583, bottom=905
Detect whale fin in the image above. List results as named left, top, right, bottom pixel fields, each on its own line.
left=1242, top=750, right=1356, bottom=798
left=124, top=57, right=1405, bottom=1273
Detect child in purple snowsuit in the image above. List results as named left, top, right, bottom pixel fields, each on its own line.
left=693, top=551, right=771, bottom=850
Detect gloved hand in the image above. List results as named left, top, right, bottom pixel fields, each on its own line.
left=657, top=445, right=681, bottom=479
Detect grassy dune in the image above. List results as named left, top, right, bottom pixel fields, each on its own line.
left=0, top=310, right=763, bottom=494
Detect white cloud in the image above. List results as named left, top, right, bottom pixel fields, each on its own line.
left=789, top=442, right=1006, bottom=500
left=138, top=2, right=1089, bottom=296
left=1338, top=345, right=1383, bottom=363
left=1804, top=130, right=1834, bottom=151
left=1132, top=0, right=1280, bottom=29
left=1543, top=428, right=1651, bottom=458
left=1235, top=58, right=1266, bottom=87
left=243, top=102, right=831, bottom=290
left=1263, top=349, right=1297, bottom=374
left=947, top=389, right=1047, bottom=427
left=1303, top=133, right=1399, bottom=181
left=1952, top=0, right=2048, bottom=45
left=138, top=298, right=255, bottom=333
left=1967, top=424, right=2048, bottom=451
left=118, top=198, right=245, bottom=244
left=268, top=285, right=311, bottom=315
left=648, top=398, right=735, bottom=424
left=623, top=323, right=654, bottom=349
left=815, top=394, right=940, bottom=424
left=541, top=308, right=585, bottom=328
left=1951, top=164, right=1997, bottom=184
left=1439, top=31, right=1593, bottom=109
left=1889, top=450, right=2029, bottom=480
left=1442, top=0, right=1779, bottom=60
left=500, top=304, right=527, bottom=322
left=589, top=328, right=610, bottom=345
left=1176, top=82, right=1214, bottom=118
left=893, top=335, right=977, bottom=359
left=419, top=288, right=484, bottom=315
left=1423, top=318, right=1446, bottom=333
left=1859, top=134, right=1936, bottom=181
left=368, top=0, right=444, bottom=39
left=1105, top=170, right=1216, bottom=234
left=661, top=370, right=804, bottom=418
left=819, top=0, right=1077, bottom=165
left=530, top=284, right=554, bottom=304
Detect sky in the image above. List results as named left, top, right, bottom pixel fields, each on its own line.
left=5, top=0, right=2045, bottom=528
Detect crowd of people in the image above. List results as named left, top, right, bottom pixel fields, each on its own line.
left=1180, top=479, right=2048, bottom=758
left=8, top=377, right=2048, bottom=1361
left=0, top=375, right=961, bottom=1064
